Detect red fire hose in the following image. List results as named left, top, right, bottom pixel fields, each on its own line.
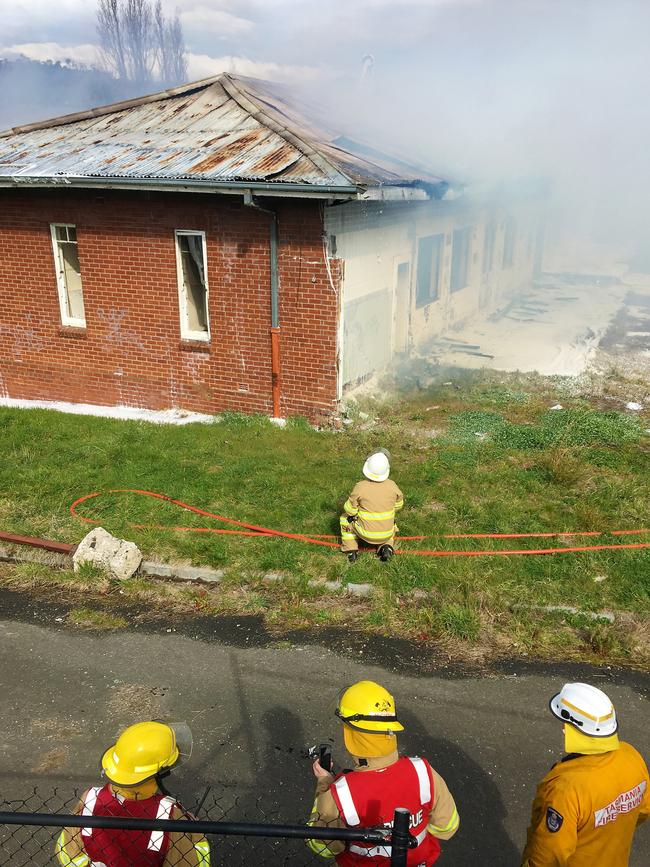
left=70, top=490, right=650, bottom=558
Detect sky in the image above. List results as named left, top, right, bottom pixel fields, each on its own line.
left=2, top=0, right=650, bottom=259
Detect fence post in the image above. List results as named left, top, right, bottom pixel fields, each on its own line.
left=390, top=807, right=412, bottom=867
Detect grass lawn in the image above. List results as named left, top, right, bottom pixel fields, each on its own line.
left=0, top=368, right=648, bottom=667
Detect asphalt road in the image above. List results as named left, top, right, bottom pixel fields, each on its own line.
left=0, top=589, right=648, bottom=866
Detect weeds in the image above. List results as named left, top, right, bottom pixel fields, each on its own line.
left=67, top=607, right=127, bottom=630
left=0, top=368, right=647, bottom=665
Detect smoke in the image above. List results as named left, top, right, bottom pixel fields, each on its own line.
left=279, top=0, right=650, bottom=271
left=3, top=0, right=650, bottom=270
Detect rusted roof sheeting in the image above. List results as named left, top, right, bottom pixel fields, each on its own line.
left=0, top=74, right=447, bottom=195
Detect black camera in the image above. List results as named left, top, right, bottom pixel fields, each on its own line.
left=308, top=743, right=333, bottom=773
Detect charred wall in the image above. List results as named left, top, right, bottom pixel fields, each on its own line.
left=326, top=196, right=543, bottom=389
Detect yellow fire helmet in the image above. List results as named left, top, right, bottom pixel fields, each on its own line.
left=335, top=681, right=405, bottom=734
left=101, top=721, right=192, bottom=787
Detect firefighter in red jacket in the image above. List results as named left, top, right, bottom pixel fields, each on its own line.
left=55, top=720, right=210, bottom=866
left=307, top=681, right=459, bottom=865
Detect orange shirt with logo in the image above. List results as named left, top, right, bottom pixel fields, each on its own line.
left=523, top=742, right=650, bottom=866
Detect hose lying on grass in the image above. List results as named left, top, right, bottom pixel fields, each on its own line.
left=70, top=490, right=650, bottom=558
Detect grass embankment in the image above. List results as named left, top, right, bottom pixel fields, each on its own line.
left=0, top=369, right=648, bottom=667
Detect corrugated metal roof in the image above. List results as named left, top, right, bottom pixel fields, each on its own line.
left=0, top=74, right=448, bottom=198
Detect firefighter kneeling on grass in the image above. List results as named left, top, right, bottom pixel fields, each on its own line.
left=307, top=681, right=459, bottom=865
left=56, top=720, right=210, bottom=867
left=341, top=450, right=404, bottom=563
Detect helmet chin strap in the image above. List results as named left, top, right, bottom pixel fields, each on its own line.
left=155, top=769, right=174, bottom=798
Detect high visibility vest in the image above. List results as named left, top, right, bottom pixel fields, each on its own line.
left=79, top=785, right=176, bottom=866
left=329, top=757, right=440, bottom=866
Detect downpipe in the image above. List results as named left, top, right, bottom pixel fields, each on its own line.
left=243, top=192, right=282, bottom=418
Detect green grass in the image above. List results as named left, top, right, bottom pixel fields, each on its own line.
left=67, top=607, right=127, bottom=630
left=0, top=368, right=648, bottom=666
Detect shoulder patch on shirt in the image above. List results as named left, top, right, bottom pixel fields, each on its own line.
left=546, top=807, right=564, bottom=833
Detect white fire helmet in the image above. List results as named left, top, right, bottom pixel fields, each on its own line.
left=362, top=451, right=390, bottom=482
left=549, top=683, right=618, bottom=737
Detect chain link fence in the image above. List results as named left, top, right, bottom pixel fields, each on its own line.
left=0, top=787, right=415, bottom=865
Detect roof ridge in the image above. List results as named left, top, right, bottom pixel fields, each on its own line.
left=218, top=74, right=352, bottom=186
left=0, top=74, right=227, bottom=137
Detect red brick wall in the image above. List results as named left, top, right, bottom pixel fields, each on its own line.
left=0, top=188, right=341, bottom=422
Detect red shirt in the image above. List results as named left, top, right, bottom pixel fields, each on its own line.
left=330, top=756, right=441, bottom=866
left=79, top=784, right=177, bottom=866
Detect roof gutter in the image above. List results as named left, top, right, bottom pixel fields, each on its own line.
left=0, top=175, right=359, bottom=200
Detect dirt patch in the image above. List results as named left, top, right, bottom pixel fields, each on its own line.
left=106, top=682, right=170, bottom=721
left=31, top=748, right=68, bottom=773
left=30, top=716, right=85, bottom=742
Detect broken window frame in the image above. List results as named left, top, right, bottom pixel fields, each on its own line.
left=50, top=223, right=86, bottom=328
left=415, top=233, right=444, bottom=308
left=174, top=229, right=210, bottom=342
left=450, top=226, right=472, bottom=293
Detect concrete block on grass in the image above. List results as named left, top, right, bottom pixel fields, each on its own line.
left=141, top=561, right=224, bottom=584
left=175, top=565, right=225, bottom=583
left=73, top=527, right=141, bottom=581
left=346, top=582, right=374, bottom=598
left=140, top=561, right=174, bottom=579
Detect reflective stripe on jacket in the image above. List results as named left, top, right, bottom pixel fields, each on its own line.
left=329, top=756, right=441, bottom=866
left=343, top=480, right=403, bottom=544
left=55, top=785, right=211, bottom=867
left=81, top=785, right=174, bottom=866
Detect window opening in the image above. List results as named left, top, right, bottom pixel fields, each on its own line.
left=450, top=227, right=472, bottom=292
left=175, top=230, right=210, bottom=340
left=50, top=223, right=85, bottom=327
left=416, top=234, right=444, bottom=307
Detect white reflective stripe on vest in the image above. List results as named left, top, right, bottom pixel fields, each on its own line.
left=148, top=796, right=176, bottom=851
left=348, top=828, right=427, bottom=857
left=409, top=757, right=431, bottom=805
left=333, top=776, right=361, bottom=826
left=81, top=787, right=101, bottom=838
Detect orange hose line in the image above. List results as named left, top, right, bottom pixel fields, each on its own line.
left=444, top=531, right=603, bottom=539
left=399, top=543, right=650, bottom=557
left=70, top=491, right=339, bottom=549
left=612, top=529, right=650, bottom=536
left=70, top=490, right=650, bottom=558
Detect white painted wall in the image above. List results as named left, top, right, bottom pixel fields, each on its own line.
left=325, top=196, right=544, bottom=389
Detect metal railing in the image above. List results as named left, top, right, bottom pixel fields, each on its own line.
left=0, top=805, right=415, bottom=866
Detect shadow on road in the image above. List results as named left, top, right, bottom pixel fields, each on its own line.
left=400, top=708, right=521, bottom=867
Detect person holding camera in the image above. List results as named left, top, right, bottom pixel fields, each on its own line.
left=307, top=681, right=458, bottom=865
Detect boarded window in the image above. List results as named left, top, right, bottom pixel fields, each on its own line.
left=450, top=227, right=472, bottom=292
left=416, top=234, right=444, bottom=307
left=175, top=230, right=209, bottom=340
left=50, top=224, right=85, bottom=327
left=502, top=218, right=516, bottom=268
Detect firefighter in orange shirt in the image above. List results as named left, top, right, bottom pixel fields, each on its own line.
left=522, top=682, right=649, bottom=867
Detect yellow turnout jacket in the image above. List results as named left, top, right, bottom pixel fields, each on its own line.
left=343, top=479, right=404, bottom=544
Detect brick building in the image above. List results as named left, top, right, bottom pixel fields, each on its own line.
left=0, top=74, right=542, bottom=422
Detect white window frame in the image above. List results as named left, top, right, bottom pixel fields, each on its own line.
left=50, top=223, right=86, bottom=328
left=174, top=229, right=210, bottom=342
